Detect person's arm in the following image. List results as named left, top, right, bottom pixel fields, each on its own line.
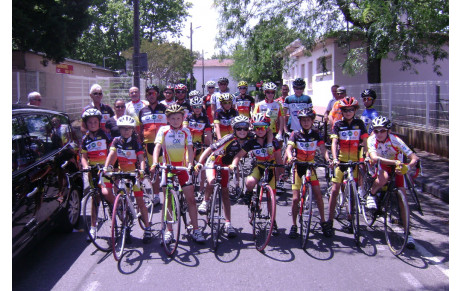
left=187, top=144, right=194, bottom=169
left=229, top=149, right=247, bottom=170
left=80, top=120, right=87, bottom=135
left=137, top=153, right=145, bottom=171
left=81, top=152, right=89, bottom=169
left=407, top=153, right=419, bottom=169
left=211, top=104, right=217, bottom=121
left=277, top=115, right=284, bottom=137
left=214, top=121, right=222, bottom=140
left=104, top=149, right=117, bottom=169
left=331, top=137, right=339, bottom=163
left=285, top=144, right=294, bottom=162
left=198, top=146, right=213, bottom=165
left=152, top=143, right=162, bottom=166
left=319, top=143, right=330, bottom=163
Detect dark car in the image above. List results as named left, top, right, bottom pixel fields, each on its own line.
left=12, top=104, right=83, bottom=260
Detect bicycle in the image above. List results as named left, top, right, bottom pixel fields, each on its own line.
left=229, top=153, right=254, bottom=203
left=105, top=170, right=148, bottom=261
left=291, top=161, right=328, bottom=249
left=81, top=165, right=113, bottom=252
left=404, top=160, right=423, bottom=215
left=249, top=161, right=285, bottom=252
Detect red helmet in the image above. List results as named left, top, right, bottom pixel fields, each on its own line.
left=251, top=113, right=271, bottom=126
left=338, top=97, right=359, bottom=109
left=174, top=83, right=187, bottom=91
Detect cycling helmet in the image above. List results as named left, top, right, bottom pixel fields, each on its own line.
left=174, top=83, right=187, bottom=91
left=252, top=113, right=271, bottom=126
left=338, top=96, right=359, bottom=109
left=361, top=89, right=377, bottom=99
left=372, top=116, right=392, bottom=129
left=165, top=104, right=185, bottom=116
left=337, top=86, right=346, bottom=94
left=116, top=115, right=136, bottom=127
left=164, top=85, right=174, bottom=92
left=218, top=77, right=229, bottom=84
left=231, top=115, right=250, bottom=128
left=263, top=82, right=277, bottom=91
left=190, top=96, right=204, bottom=106
left=297, top=108, right=316, bottom=120
left=218, top=93, right=233, bottom=103
left=189, top=90, right=202, bottom=98
left=145, top=84, right=159, bottom=93
left=206, top=80, right=216, bottom=87
left=82, top=108, right=102, bottom=123
left=238, top=81, right=248, bottom=88
left=292, top=78, right=306, bottom=88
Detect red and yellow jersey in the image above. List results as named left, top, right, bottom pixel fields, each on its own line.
left=154, top=125, right=192, bottom=166
left=253, top=99, right=284, bottom=133
left=110, top=136, right=143, bottom=172
left=82, top=103, right=114, bottom=132
left=204, top=94, right=214, bottom=123
left=367, top=133, right=413, bottom=161
left=81, top=129, right=109, bottom=166
left=235, top=94, right=255, bottom=118
left=125, top=99, right=149, bottom=132
left=184, top=112, right=212, bottom=143
left=242, top=138, right=281, bottom=164
left=287, top=129, right=324, bottom=162
left=138, top=104, right=168, bottom=143
left=214, top=108, right=239, bottom=138
left=331, top=118, right=368, bottom=162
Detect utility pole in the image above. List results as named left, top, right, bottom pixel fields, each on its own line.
left=133, top=0, right=140, bottom=88
left=190, top=22, right=194, bottom=91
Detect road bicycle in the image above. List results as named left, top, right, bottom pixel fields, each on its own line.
left=291, top=161, right=328, bottom=249
left=404, top=160, right=423, bottom=215
left=249, top=161, right=285, bottom=252
left=229, top=153, right=254, bottom=203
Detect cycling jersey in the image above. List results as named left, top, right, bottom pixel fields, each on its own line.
left=154, top=125, right=192, bottom=167
left=82, top=103, right=114, bottom=133
left=253, top=99, right=284, bottom=133
left=288, top=129, right=324, bottom=162
left=81, top=129, right=110, bottom=166
left=275, top=96, right=289, bottom=116
left=125, top=99, right=149, bottom=132
left=110, top=136, right=143, bottom=172
left=330, top=118, right=368, bottom=162
left=176, top=99, right=192, bottom=117
left=210, top=90, right=235, bottom=111
left=203, top=94, right=214, bottom=123
left=242, top=138, right=281, bottom=163
left=235, top=94, right=255, bottom=118
left=209, top=132, right=253, bottom=165
left=360, top=107, right=379, bottom=134
left=214, top=108, right=239, bottom=138
left=138, top=103, right=168, bottom=143
left=283, top=94, right=313, bottom=131
left=159, top=99, right=175, bottom=108
left=184, top=112, right=212, bottom=143
left=329, top=100, right=343, bottom=126
left=367, top=133, right=413, bottom=161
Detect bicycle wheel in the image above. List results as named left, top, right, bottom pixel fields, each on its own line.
left=334, top=186, right=347, bottom=219
left=299, top=182, right=313, bottom=249
left=253, top=185, right=276, bottom=252
left=362, top=193, right=377, bottom=227
left=112, top=192, right=128, bottom=261
left=404, top=174, right=423, bottom=215
left=161, top=188, right=181, bottom=256
left=138, top=193, right=154, bottom=230
left=210, top=184, right=223, bottom=250
left=350, top=183, right=360, bottom=245
left=384, top=189, right=409, bottom=256
left=82, top=190, right=112, bottom=252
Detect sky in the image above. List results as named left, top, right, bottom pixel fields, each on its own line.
left=169, top=0, right=220, bottom=59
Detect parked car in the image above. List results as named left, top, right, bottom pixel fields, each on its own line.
left=12, top=104, right=83, bottom=260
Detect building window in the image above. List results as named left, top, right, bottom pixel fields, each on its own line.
left=316, top=55, right=332, bottom=75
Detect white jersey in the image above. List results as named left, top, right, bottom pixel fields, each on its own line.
left=367, top=133, right=413, bottom=161
left=160, top=99, right=175, bottom=108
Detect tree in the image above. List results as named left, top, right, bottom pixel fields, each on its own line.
left=12, top=0, right=92, bottom=63
left=214, top=0, right=449, bottom=84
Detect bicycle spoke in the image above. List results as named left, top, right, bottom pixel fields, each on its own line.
left=112, top=193, right=127, bottom=261
left=83, top=191, right=112, bottom=252
left=161, top=189, right=181, bottom=256
left=210, top=185, right=223, bottom=250
left=254, top=186, right=276, bottom=252
left=300, top=184, right=313, bottom=249
left=384, top=190, right=409, bottom=255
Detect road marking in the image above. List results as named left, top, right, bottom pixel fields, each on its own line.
left=85, top=281, right=101, bottom=291
left=401, top=272, right=424, bottom=290
left=414, top=241, right=449, bottom=278
left=140, top=266, right=152, bottom=283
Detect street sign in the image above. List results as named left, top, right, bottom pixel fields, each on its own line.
left=56, top=64, right=73, bottom=74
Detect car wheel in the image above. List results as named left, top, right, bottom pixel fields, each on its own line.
left=59, top=187, right=81, bottom=232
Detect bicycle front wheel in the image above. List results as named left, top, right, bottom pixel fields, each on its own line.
left=349, top=183, right=360, bottom=245
left=161, top=188, right=181, bottom=256
left=112, top=192, right=128, bottom=261
left=404, top=174, right=423, bottom=215
left=82, top=190, right=112, bottom=252
left=299, top=183, right=313, bottom=249
left=210, top=184, right=223, bottom=250
left=138, top=193, right=154, bottom=230
left=253, top=185, right=276, bottom=252
left=384, top=189, right=409, bottom=256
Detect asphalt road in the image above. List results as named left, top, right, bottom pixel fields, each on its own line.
left=12, top=171, right=449, bottom=291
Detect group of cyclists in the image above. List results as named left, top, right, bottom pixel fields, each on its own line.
left=79, top=76, right=419, bottom=250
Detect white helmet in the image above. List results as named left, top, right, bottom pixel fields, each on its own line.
left=372, top=116, right=392, bottom=129
left=263, top=82, right=277, bottom=91
left=82, top=108, right=102, bottom=123
left=206, top=80, right=216, bottom=87
left=117, top=115, right=136, bottom=127
left=231, top=115, right=250, bottom=128
left=189, top=90, right=202, bottom=98
left=190, top=96, right=203, bottom=106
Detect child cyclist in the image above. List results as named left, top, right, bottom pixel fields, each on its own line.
left=360, top=89, right=379, bottom=134
left=214, top=93, right=239, bottom=140
left=234, top=81, right=255, bottom=119
left=103, top=115, right=153, bottom=244
left=328, top=97, right=368, bottom=235
left=285, top=108, right=331, bottom=238
left=366, top=116, right=419, bottom=249
left=230, top=113, right=282, bottom=235
left=150, top=104, right=206, bottom=243
left=80, top=108, right=114, bottom=241
left=194, top=115, right=253, bottom=238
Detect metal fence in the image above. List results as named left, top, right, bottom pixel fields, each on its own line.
left=344, top=81, right=449, bottom=134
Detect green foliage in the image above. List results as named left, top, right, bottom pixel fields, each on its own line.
left=12, top=0, right=93, bottom=63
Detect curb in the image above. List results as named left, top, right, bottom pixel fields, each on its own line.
left=415, top=178, right=449, bottom=204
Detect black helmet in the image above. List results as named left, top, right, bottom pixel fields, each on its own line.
left=361, top=89, right=377, bottom=99
left=293, top=78, right=306, bottom=89
left=218, top=77, right=229, bottom=84
left=146, top=84, right=159, bottom=93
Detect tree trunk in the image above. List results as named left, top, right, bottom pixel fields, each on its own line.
left=367, top=56, right=381, bottom=84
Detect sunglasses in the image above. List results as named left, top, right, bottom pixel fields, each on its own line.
left=129, top=91, right=138, bottom=95
left=341, top=108, right=355, bottom=113
left=192, top=105, right=202, bottom=109
left=115, top=105, right=126, bottom=109
left=374, top=129, right=388, bottom=134
left=221, top=101, right=232, bottom=105
left=239, top=87, right=248, bottom=90
left=362, top=97, right=373, bottom=102
left=119, top=127, right=133, bottom=131
left=164, top=91, right=173, bottom=94
left=176, top=90, right=186, bottom=94
left=147, top=91, right=157, bottom=95
left=337, top=92, right=346, bottom=95
left=207, top=87, right=215, bottom=89
left=254, top=126, right=267, bottom=131
left=293, top=87, right=304, bottom=90
left=92, top=92, right=103, bottom=96
left=235, top=127, right=249, bottom=132
left=265, top=91, right=276, bottom=94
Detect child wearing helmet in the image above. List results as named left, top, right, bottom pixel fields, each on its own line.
left=194, top=115, right=253, bottom=238
left=103, top=115, right=154, bottom=244
left=366, top=115, right=419, bottom=249
left=360, top=89, right=379, bottom=134
left=211, top=77, right=234, bottom=119
left=235, top=81, right=255, bottom=118
left=253, top=82, right=286, bottom=141
left=327, top=96, right=369, bottom=235
left=214, top=93, right=239, bottom=140
left=283, top=78, right=313, bottom=132
left=151, top=104, right=206, bottom=243
left=285, top=108, right=331, bottom=238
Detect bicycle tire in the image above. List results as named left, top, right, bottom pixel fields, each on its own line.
left=161, top=187, right=181, bottom=256
left=384, top=189, right=409, bottom=255
left=404, top=174, right=423, bottom=215
left=334, top=185, right=347, bottom=219
left=362, top=193, right=377, bottom=227
left=253, top=185, right=276, bottom=252
left=82, top=190, right=112, bottom=252
left=138, top=193, right=154, bottom=230
left=300, top=182, right=313, bottom=249
left=350, top=182, right=360, bottom=246
left=210, top=184, right=223, bottom=250
left=112, top=192, right=127, bottom=261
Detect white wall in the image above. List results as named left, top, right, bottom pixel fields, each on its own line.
left=193, top=66, right=238, bottom=94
